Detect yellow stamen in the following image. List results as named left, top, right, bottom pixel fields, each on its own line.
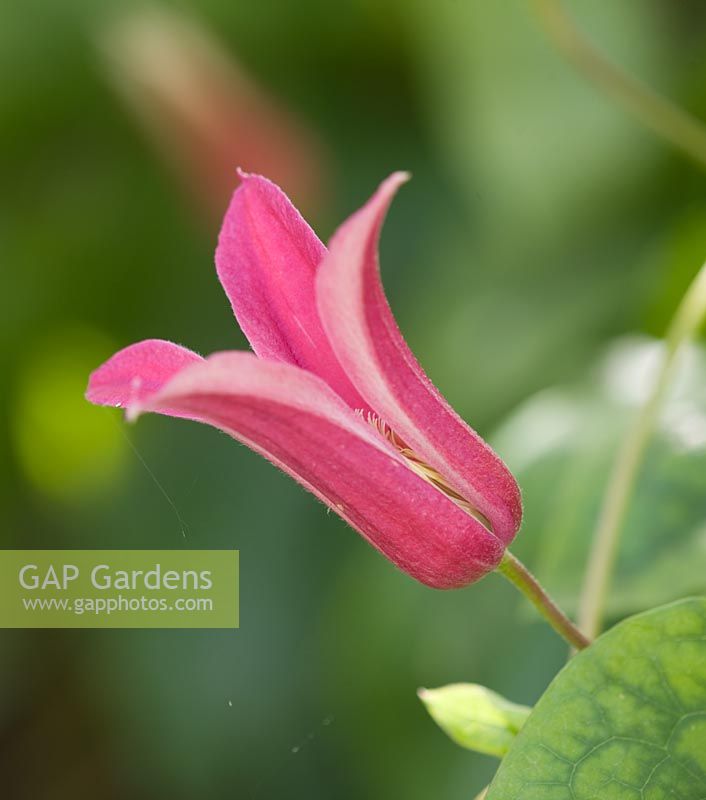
left=361, top=411, right=493, bottom=530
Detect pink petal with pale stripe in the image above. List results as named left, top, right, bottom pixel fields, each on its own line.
left=127, top=352, right=505, bottom=587
left=215, top=172, right=369, bottom=411
left=316, top=174, right=522, bottom=544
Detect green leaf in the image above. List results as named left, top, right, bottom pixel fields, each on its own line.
left=492, top=337, right=706, bottom=618
left=419, top=684, right=530, bottom=758
left=487, top=598, right=706, bottom=800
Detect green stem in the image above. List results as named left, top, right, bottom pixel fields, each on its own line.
left=498, top=551, right=590, bottom=651
left=578, top=262, right=706, bottom=638
left=530, top=0, right=706, bottom=170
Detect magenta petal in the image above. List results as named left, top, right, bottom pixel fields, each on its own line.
left=86, top=339, right=203, bottom=413
left=316, top=174, right=522, bottom=544
left=133, top=351, right=505, bottom=588
left=215, top=172, right=369, bottom=411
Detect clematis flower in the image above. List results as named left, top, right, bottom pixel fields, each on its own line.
left=86, top=173, right=522, bottom=588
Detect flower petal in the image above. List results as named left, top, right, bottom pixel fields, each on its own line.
left=132, top=351, right=505, bottom=588
left=215, top=173, right=369, bottom=411
left=316, top=174, right=522, bottom=544
left=86, top=339, right=203, bottom=415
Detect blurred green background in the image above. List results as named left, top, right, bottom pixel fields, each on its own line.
left=2, top=1, right=706, bottom=797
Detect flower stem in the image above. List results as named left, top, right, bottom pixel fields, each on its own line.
left=497, top=551, right=590, bottom=651
left=530, top=0, right=706, bottom=170
left=578, top=262, right=706, bottom=639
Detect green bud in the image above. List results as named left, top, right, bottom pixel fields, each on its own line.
left=418, top=683, right=530, bottom=758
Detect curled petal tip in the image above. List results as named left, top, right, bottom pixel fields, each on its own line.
left=85, top=339, right=204, bottom=421
left=235, top=166, right=262, bottom=183
left=367, top=171, right=411, bottom=211
left=388, top=170, right=411, bottom=186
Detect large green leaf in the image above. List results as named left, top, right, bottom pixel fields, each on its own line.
left=492, top=337, right=706, bottom=618
left=487, top=598, right=706, bottom=800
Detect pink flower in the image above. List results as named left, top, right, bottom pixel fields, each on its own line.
left=87, top=173, right=521, bottom=588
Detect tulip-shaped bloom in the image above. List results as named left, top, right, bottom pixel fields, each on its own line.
left=87, top=173, right=521, bottom=588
